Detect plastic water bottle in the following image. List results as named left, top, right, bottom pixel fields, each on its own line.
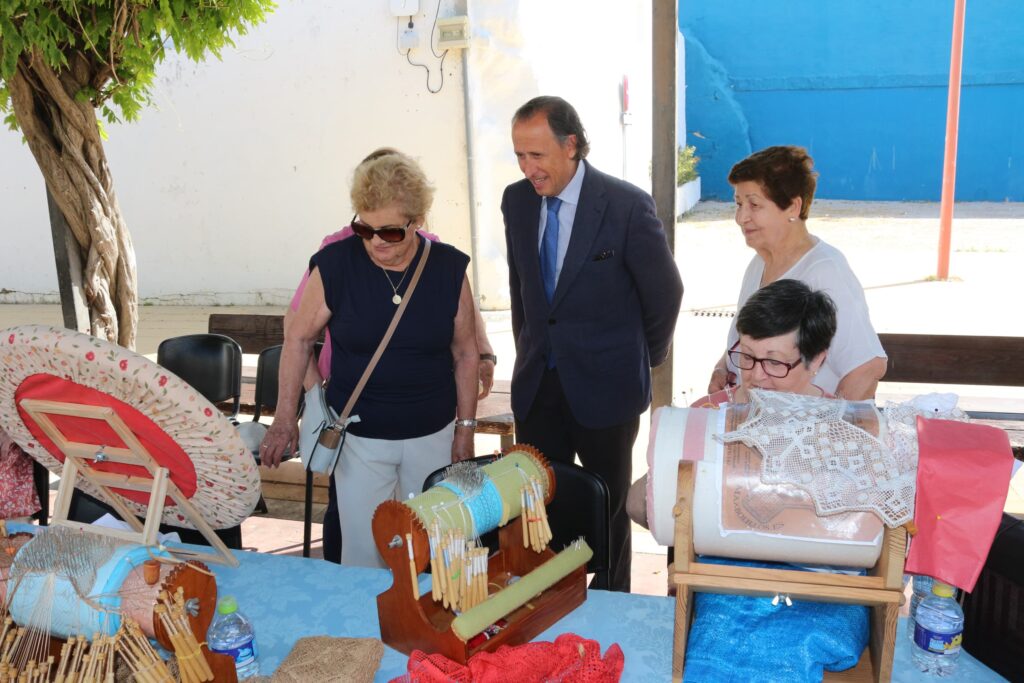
left=208, top=595, right=259, bottom=680
left=911, top=581, right=963, bottom=676
left=907, top=574, right=934, bottom=641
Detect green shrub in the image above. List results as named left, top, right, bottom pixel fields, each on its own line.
left=678, top=145, right=699, bottom=185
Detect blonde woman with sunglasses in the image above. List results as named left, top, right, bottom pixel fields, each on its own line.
left=263, top=150, right=479, bottom=568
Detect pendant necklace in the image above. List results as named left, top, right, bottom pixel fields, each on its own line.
left=381, top=263, right=411, bottom=305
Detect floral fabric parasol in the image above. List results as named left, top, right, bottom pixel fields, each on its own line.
left=0, top=325, right=259, bottom=529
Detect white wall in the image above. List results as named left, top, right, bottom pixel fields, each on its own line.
left=1, top=0, right=471, bottom=305
left=0, top=0, right=657, bottom=308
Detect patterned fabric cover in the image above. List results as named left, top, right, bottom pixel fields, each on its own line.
left=0, top=325, right=259, bottom=529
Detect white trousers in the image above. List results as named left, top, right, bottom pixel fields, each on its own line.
left=333, top=421, right=454, bottom=568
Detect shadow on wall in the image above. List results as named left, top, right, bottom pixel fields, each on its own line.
left=682, top=29, right=750, bottom=200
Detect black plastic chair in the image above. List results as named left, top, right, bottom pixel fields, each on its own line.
left=157, top=334, right=243, bottom=421
left=421, top=456, right=611, bottom=579
left=251, top=345, right=282, bottom=423
left=31, top=460, right=49, bottom=525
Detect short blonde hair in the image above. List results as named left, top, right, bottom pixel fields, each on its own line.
left=350, top=151, right=434, bottom=220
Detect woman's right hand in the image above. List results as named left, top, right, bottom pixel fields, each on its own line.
left=707, top=367, right=736, bottom=394
left=260, top=418, right=299, bottom=469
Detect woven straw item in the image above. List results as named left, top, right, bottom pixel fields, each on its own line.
left=251, top=636, right=384, bottom=683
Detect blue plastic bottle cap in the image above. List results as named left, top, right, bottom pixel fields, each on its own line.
left=217, top=596, right=238, bottom=615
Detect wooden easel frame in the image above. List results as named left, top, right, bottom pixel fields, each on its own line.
left=671, top=460, right=906, bottom=683
left=19, top=398, right=238, bottom=567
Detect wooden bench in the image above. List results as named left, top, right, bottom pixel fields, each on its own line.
left=878, top=333, right=1024, bottom=457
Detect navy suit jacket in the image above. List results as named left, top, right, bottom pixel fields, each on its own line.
left=502, top=161, right=683, bottom=429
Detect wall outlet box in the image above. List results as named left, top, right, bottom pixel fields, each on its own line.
left=399, top=28, right=419, bottom=50
left=436, top=16, right=470, bottom=49
left=390, top=0, right=419, bottom=16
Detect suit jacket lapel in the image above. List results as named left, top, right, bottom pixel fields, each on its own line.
left=551, top=162, right=606, bottom=310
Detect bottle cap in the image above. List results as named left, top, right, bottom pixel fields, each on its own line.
left=217, top=595, right=239, bottom=615
left=932, top=581, right=955, bottom=598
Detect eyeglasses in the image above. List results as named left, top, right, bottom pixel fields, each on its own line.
left=728, top=341, right=803, bottom=379
left=350, top=214, right=413, bottom=243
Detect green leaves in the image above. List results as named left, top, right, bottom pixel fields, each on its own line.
left=0, top=0, right=274, bottom=129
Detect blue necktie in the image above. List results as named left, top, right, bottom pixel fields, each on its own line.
left=540, top=197, right=562, bottom=304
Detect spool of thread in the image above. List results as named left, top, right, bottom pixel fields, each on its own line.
left=405, top=451, right=550, bottom=537
left=143, top=560, right=161, bottom=586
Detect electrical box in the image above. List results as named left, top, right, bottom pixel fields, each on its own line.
left=399, top=28, right=419, bottom=50
left=390, top=0, right=419, bottom=16
left=436, top=16, right=470, bottom=49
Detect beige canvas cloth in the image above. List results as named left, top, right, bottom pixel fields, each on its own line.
left=251, top=636, right=384, bottom=683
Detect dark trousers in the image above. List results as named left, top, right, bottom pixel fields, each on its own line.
left=515, top=368, right=639, bottom=593
left=322, top=475, right=342, bottom=564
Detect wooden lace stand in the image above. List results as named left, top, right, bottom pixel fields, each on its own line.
left=19, top=399, right=238, bottom=568
left=671, top=461, right=907, bottom=683
left=371, top=457, right=587, bottom=664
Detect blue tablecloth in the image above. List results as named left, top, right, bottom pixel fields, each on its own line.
left=211, top=549, right=1006, bottom=682
left=5, top=525, right=1006, bottom=681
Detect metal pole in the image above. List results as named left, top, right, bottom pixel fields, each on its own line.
left=651, top=0, right=677, bottom=410
left=937, top=0, right=967, bottom=280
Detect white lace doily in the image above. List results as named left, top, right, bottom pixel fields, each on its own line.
left=720, top=389, right=915, bottom=527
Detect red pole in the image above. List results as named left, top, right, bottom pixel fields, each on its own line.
left=937, top=0, right=967, bottom=280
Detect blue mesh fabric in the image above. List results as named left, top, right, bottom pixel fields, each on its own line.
left=684, top=558, right=869, bottom=682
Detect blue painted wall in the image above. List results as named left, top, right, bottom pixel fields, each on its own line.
left=681, top=0, right=1024, bottom=201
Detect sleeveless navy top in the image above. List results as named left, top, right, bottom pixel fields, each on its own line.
left=310, top=235, right=469, bottom=440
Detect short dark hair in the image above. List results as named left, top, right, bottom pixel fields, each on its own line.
left=513, top=96, right=590, bottom=160
left=736, top=279, right=837, bottom=366
left=728, top=146, right=817, bottom=220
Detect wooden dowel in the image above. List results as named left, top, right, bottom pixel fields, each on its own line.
left=406, top=533, right=419, bottom=600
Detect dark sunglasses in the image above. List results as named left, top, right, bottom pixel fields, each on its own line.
left=350, top=214, right=413, bottom=243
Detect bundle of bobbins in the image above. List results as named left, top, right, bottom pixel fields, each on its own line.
left=373, top=445, right=593, bottom=663
left=0, top=525, right=237, bottom=683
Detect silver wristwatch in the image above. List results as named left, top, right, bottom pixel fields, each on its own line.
left=454, top=418, right=478, bottom=428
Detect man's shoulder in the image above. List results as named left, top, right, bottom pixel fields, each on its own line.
left=581, top=162, right=653, bottom=204
left=503, top=177, right=536, bottom=202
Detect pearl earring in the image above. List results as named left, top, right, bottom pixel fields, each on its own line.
left=788, top=217, right=797, bottom=223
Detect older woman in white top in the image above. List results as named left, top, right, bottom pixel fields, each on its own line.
left=708, top=145, right=887, bottom=400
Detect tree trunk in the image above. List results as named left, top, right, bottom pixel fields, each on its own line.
left=7, top=50, right=138, bottom=349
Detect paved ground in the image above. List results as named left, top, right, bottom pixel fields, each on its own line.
left=10, top=198, right=1024, bottom=595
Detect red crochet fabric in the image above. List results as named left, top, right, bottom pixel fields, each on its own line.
left=394, top=634, right=624, bottom=683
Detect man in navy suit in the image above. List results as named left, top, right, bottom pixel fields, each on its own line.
left=502, top=96, right=683, bottom=592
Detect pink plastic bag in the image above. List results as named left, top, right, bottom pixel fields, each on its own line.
left=905, top=417, right=1014, bottom=592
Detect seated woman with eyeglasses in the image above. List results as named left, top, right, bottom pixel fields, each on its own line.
left=262, top=150, right=479, bottom=568
left=626, top=278, right=837, bottom=529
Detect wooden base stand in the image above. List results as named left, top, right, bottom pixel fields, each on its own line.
left=671, top=461, right=906, bottom=683
left=371, top=453, right=587, bottom=663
